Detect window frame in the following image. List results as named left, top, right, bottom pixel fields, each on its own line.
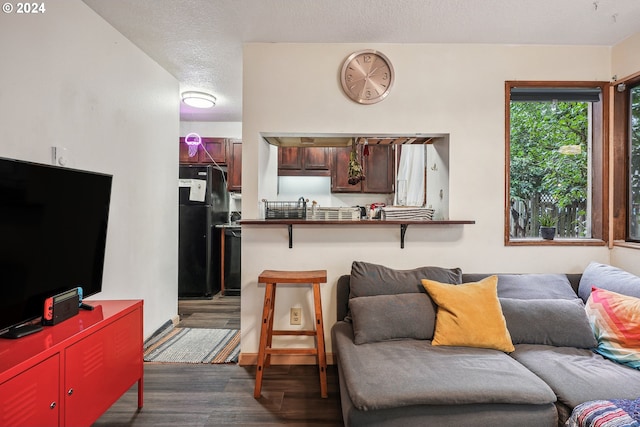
left=504, top=81, right=609, bottom=246
left=612, top=72, right=640, bottom=244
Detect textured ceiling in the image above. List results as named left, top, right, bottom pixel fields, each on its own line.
left=82, top=0, right=640, bottom=122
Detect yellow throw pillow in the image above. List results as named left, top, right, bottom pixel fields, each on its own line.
left=421, top=276, right=515, bottom=353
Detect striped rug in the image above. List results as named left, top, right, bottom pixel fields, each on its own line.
left=144, top=328, right=240, bottom=364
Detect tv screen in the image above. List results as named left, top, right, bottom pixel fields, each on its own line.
left=0, top=157, right=112, bottom=336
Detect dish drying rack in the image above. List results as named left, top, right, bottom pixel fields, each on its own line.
left=262, top=198, right=307, bottom=220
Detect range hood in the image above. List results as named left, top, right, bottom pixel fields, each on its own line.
left=263, top=135, right=353, bottom=147
left=262, top=133, right=443, bottom=147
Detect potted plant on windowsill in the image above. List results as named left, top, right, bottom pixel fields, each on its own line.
left=539, top=212, right=557, bottom=240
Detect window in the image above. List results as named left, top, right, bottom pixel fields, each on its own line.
left=505, top=81, right=608, bottom=245
left=628, top=83, right=640, bottom=241
left=612, top=75, right=640, bottom=244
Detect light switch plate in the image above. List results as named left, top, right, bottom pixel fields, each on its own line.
left=51, top=146, right=69, bottom=167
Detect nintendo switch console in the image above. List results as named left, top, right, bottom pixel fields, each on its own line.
left=43, top=288, right=80, bottom=326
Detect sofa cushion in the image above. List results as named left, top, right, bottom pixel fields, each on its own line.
left=578, top=262, right=640, bottom=302
left=465, top=273, right=579, bottom=300
left=421, top=276, right=515, bottom=353
left=332, top=321, right=556, bottom=412
left=511, top=344, right=640, bottom=409
left=349, top=261, right=462, bottom=298
left=349, top=293, right=436, bottom=344
left=585, top=287, right=640, bottom=369
left=500, top=298, right=597, bottom=348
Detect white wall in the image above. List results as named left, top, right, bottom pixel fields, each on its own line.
left=180, top=121, right=242, bottom=138
left=0, top=1, right=179, bottom=338
left=611, top=32, right=640, bottom=82
left=240, top=43, right=615, bottom=358
left=610, top=32, right=640, bottom=275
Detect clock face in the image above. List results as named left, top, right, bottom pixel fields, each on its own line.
left=341, top=50, right=394, bottom=104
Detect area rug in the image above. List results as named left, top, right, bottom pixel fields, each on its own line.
left=144, top=328, right=240, bottom=364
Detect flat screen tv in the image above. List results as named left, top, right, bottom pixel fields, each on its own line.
left=0, top=157, right=112, bottom=338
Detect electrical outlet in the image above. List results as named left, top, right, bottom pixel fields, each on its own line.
left=290, top=307, right=301, bottom=325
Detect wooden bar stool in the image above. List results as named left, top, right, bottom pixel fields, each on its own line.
left=254, top=269, right=328, bottom=399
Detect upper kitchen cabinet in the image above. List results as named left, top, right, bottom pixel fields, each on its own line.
left=331, top=145, right=395, bottom=193
left=201, top=138, right=227, bottom=164
left=227, top=139, right=242, bottom=192
left=179, top=137, right=227, bottom=164
left=278, top=147, right=331, bottom=176
left=179, top=137, right=199, bottom=164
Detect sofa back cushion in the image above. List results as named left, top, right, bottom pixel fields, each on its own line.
left=464, top=273, right=578, bottom=300
left=349, top=261, right=462, bottom=299
left=578, top=262, right=640, bottom=303
left=349, top=293, right=436, bottom=344
left=344, top=261, right=461, bottom=338
left=500, top=298, right=597, bottom=348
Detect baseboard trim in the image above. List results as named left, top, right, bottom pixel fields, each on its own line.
left=239, top=352, right=335, bottom=366
left=170, top=314, right=180, bottom=326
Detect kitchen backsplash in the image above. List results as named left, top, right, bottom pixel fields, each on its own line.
left=277, top=176, right=393, bottom=208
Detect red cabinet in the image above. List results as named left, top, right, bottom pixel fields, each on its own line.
left=64, top=309, right=142, bottom=426
left=0, top=355, right=59, bottom=427
left=0, top=300, right=143, bottom=427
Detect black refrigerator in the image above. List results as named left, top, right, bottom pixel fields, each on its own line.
left=178, top=165, right=229, bottom=299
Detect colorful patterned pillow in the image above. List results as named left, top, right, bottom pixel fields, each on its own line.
left=585, top=287, right=640, bottom=369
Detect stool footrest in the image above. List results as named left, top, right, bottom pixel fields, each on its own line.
left=265, top=348, right=318, bottom=356
left=272, top=330, right=317, bottom=336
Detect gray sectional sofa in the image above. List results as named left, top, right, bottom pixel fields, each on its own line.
left=331, top=261, right=640, bottom=427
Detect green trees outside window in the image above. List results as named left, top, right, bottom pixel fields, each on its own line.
left=509, top=101, right=590, bottom=238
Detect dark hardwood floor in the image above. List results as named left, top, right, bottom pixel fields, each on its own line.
left=178, top=293, right=241, bottom=330
left=94, top=293, right=344, bottom=426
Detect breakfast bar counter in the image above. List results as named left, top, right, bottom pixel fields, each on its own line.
left=240, top=219, right=475, bottom=248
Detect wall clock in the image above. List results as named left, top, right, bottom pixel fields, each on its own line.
left=340, top=50, right=394, bottom=105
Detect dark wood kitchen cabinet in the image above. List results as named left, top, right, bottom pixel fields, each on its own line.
left=331, top=145, right=395, bottom=193
left=200, top=138, right=227, bottom=164
left=179, top=137, right=227, bottom=165
left=179, top=137, right=199, bottom=164
left=227, top=139, right=242, bottom=192
left=278, top=147, right=331, bottom=176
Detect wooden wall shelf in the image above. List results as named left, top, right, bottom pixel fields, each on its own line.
left=240, top=219, right=476, bottom=248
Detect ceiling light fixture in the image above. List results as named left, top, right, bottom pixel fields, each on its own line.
left=181, top=91, right=216, bottom=108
